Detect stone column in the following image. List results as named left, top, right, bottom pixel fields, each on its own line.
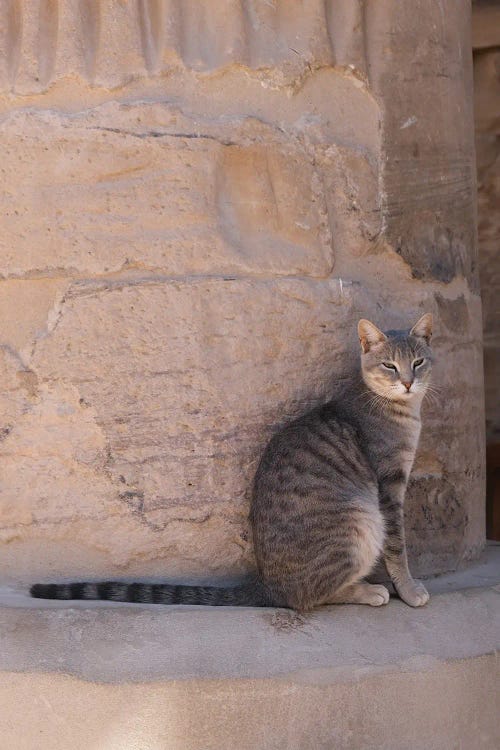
left=0, top=0, right=484, bottom=583
left=472, top=0, right=500, bottom=538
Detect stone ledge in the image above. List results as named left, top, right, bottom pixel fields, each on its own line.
left=0, top=585, right=498, bottom=684
left=0, top=545, right=498, bottom=682
left=0, top=557, right=499, bottom=749
left=0, top=655, right=497, bottom=750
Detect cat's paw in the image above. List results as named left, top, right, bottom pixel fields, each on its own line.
left=332, top=582, right=390, bottom=606
left=396, top=580, right=429, bottom=607
left=366, top=584, right=390, bottom=606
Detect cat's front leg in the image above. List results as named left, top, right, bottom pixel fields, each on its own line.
left=379, top=479, right=429, bottom=607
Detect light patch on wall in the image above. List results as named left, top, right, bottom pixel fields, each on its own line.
left=0, top=279, right=68, bottom=365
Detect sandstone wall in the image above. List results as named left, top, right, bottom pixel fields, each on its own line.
left=473, top=1, right=500, bottom=444
left=0, top=1, right=484, bottom=584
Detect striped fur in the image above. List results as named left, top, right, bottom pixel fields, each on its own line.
left=30, top=579, right=270, bottom=606
left=31, top=315, right=433, bottom=611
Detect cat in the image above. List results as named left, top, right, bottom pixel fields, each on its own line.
left=31, top=313, right=433, bottom=612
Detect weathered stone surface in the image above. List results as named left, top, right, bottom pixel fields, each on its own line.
left=0, top=0, right=485, bottom=584
left=0, top=0, right=372, bottom=93
left=0, top=79, right=378, bottom=278
left=0, top=106, right=338, bottom=279
left=367, top=0, right=478, bottom=288
left=474, top=47, right=500, bottom=443
left=472, top=0, right=500, bottom=50
left=2, top=656, right=497, bottom=750
left=0, top=278, right=353, bottom=581
left=0, top=279, right=484, bottom=582
left=0, top=580, right=499, bottom=750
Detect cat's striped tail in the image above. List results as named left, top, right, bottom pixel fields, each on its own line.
left=30, top=578, right=272, bottom=607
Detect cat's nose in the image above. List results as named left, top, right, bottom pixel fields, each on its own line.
left=402, top=381, right=412, bottom=391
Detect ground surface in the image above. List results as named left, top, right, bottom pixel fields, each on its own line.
left=0, top=546, right=498, bottom=749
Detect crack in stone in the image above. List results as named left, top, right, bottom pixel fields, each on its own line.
left=0, top=508, right=214, bottom=536
left=99, top=438, right=215, bottom=533
left=84, top=125, right=239, bottom=147
left=116, top=502, right=214, bottom=534
left=0, top=267, right=80, bottom=281
left=27, top=285, right=70, bottom=367
left=62, top=274, right=351, bottom=302
left=0, top=343, right=28, bottom=370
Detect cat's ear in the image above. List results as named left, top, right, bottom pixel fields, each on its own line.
left=358, top=319, right=387, bottom=353
left=410, top=313, right=433, bottom=344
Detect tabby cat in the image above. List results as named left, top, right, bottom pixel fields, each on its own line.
left=31, top=314, right=433, bottom=611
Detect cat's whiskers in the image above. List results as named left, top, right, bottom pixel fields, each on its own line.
left=422, top=383, right=441, bottom=406
left=424, top=383, right=441, bottom=395
left=365, top=392, right=391, bottom=417
left=422, top=391, right=440, bottom=407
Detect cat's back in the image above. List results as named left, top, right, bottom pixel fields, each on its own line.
left=252, top=398, right=376, bottom=505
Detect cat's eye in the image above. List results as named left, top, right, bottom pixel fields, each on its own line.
left=381, top=362, right=397, bottom=371
left=412, top=358, right=425, bottom=369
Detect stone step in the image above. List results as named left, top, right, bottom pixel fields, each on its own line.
left=1, top=552, right=499, bottom=750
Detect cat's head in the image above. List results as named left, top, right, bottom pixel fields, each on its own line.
left=357, top=314, right=433, bottom=401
